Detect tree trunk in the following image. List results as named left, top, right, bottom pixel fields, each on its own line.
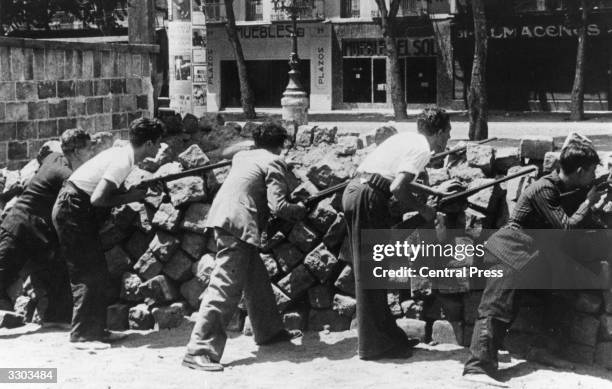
left=570, top=0, right=587, bottom=121
left=468, top=0, right=488, bottom=140
left=224, top=0, right=256, bottom=119
left=374, top=0, right=407, bottom=120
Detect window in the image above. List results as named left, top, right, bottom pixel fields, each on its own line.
left=203, top=0, right=226, bottom=21
left=342, top=58, right=386, bottom=103
left=246, top=0, right=263, bottom=21
left=341, top=0, right=360, bottom=18
left=271, top=0, right=325, bottom=20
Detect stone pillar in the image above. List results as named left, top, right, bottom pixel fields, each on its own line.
left=128, top=0, right=156, bottom=44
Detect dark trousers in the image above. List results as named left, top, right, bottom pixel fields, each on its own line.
left=463, top=252, right=519, bottom=376
left=186, top=228, right=284, bottom=361
left=52, top=182, right=111, bottom=341
left=0, top=224, right=72, bottom=323
left=342, top=178, right=410, bottom=360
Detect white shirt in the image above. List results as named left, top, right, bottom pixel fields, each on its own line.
left=357, top=132, right=431, bottom=181
left=69, top=146, right=135, bottom=195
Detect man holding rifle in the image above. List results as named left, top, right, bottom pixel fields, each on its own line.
left=342, top=107, right=458, bottom=360
left=463, top=140, right=608, bottom=387
left=182, top=120, right=307, bottom=372
left=52, top=118, right=164, bottom=350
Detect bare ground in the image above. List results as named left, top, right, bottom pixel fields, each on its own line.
left=2, top=321, right=612, bottom=389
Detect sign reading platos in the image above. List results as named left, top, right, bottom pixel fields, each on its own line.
left=456, top=22, right=611, bottom=40
left=342, top=37, right=436, bottom=57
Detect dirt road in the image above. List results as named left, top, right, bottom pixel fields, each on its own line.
left=2, top=321, right=612, bottom=389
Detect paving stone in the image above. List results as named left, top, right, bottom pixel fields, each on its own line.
left=104, top=246, right=132, bottom=278
left=272, top=242, right=304, bottom=273
left=152, top=302, right=187, bottom=329
left=0, top=310, right=25, bottom=328
left=303, top=243, right=339, bottom=283
left=307, top=197, right=337, bottom=233
left=287, top=222, right=320, bottom=253
left=167, top=176, right=206, bottom=207
left=152, top=203, right=182, bottom=232
left=178, top=144, right=210, bottom=169
left=271, top=284, right=292, bottom=312
left=260, top=253, right=279, bottom=278
left=138, top=275, right=179, bottom=304
left=467, top=144, right=495, bottom=175
left=432, top=320, right=463, bottom=345
left=277, top=265, right=316, bottom=300
left=181, top=232, right=208, bottom=259
left=149, top=231, right=180, bottom=263
left=120, top=273, right=143, bottom=302
left=396, top=318, right=426, bottom=342
left=163, top=250, right=193, bottom=282
left=124, top=230, right=152, bottom=261
left=134, top=249, right=163, bottom=280
left=306, top=159, right=352, bottom=189
left=180, top=203, right=210, bottom=234
left=129, top=303, right=154, bottom=330
left=520, top=136, right=555, bottom=160
left=282, top=311, right=306, bottom=331
left=335, top=135, right=362, bottom=156
left=332, top=294, right=356, bottom=318
left=295, top=125, right=315, bottom=147
left=312, top=126, right=337, bottom=145
left=493, top=147, right=521, bottom=173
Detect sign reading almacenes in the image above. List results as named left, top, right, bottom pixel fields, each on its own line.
left=456, top=22, right=610, bottom=39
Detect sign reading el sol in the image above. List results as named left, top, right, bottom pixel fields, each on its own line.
left=342, top=38, right=436, bottom=57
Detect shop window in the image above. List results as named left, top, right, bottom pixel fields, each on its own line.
left=246, top=0, right=263, bottom=21
left=342, top=58, right=387, bottom=103
left=203, top=0, right=226, bottom=21
left=341, top=0, right=360, bottom=18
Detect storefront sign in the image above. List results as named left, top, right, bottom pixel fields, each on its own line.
left=342, top=38, right=436, bottom=57
left=456, top=22, right=609, bottom=40
left=312, top=46, right=327, bottom=90
left=237, top=24, right=305, bottom=39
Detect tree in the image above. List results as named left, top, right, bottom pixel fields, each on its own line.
left=224, top=0, right=256, bottom=119
left=374, top=0, right=407, bottom=120
left=467, top=0, right=488, bottom=140
left=569, top=0, right=589, bottom=121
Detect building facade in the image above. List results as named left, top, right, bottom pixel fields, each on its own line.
left=200, top=0, right=612, bottom=112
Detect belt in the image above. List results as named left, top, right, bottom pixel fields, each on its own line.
left=355, top=172, right=392, bottom=197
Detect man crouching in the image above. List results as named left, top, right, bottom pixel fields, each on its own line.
left=182, top=120, right=307, bottom=372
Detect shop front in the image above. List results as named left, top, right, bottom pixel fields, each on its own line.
left=206, top=22, right=332, bottom=111
left=452, top=13, right=612, bottom=111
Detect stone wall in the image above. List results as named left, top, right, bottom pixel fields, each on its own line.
left=0, top=37, right=158, bottom=169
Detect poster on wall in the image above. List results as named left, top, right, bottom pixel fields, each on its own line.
left=168, top=21, right=194, bottom=114
left=173, top=55, right=192, bottom=81
left=193, top=84, right=207, bottom=116
left=193, top=65, right=207, bottom=83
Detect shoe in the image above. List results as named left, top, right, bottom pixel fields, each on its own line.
left=463, top=373, right=508, bottom=388
left=258, top=329, right=303, bottom=346
left=182, top=354, right=224, bottom=372
left=361, top=345, right=413, bottom=361
left=71, top=341, right=111, bottom=351
left=100, top=330, right=129, bottom=343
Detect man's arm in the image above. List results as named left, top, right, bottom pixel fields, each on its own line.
left=390, top=172, right=435, bottom=222
left=90, top=179, right=146, bottom=208
left=266, top=160, right=307, bottom=223
left=531, top=185, right=595, bottom=229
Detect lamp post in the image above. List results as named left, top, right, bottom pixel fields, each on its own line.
left=271, top=0, right=313, bottom=125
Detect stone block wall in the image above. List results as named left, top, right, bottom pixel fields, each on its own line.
left=0, top=37, right=158, bottom=169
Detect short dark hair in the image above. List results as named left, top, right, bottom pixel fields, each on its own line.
left=417, top=107, right=451, bottom=136
left=60, top=128, right=91, bottom=154
left=559, top=141, right=600, bottom=174
left=252, top=120, right=288, bottom=149
left=129, top=118, right=165, bottom=147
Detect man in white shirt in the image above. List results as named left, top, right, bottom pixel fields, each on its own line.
left=52, top=118, right=164, bottom=349
left=342, top=108, right=452, bottom=360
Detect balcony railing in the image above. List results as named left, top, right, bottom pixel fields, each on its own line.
left=203, top=0, right=227, bottom=21
left=270, top=0, right=326, bottom=20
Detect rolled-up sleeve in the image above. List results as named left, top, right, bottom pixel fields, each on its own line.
left=395, top=148, right=431, bottom=177
left=266, top=159, right=304, bottom=222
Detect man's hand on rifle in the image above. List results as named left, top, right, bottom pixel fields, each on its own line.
left=586, top=185, right=605, bottom=207
left=437, top=178, right=465, bottom=194
left=125, top=187, right=148, bottom=203
left=294, top=201, right=308, bottom=220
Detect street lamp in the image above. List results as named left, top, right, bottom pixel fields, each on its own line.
left=271, top=0, right=314, bottom=125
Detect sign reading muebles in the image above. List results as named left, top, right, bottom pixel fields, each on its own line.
left=342, top=37, right=436, bottom=57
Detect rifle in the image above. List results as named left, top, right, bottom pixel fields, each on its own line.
left=559, top=173, right=612, bottom=199
left=429, top=137, right=498, bottom=163
left=137, top=160, right=232, bottom=189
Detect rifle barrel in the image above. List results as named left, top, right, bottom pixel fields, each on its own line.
left=439, top=166, right=538, bottom=205
left=430, top=137, right=498, bottom=161
left=139, top=159, right=232, bottom=187
left=304, top=181, right=349, bottom=206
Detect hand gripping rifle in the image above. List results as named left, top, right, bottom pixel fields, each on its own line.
left=559, top=173, right=612, bottom=199
left=136, top=160, right=233, bottom=190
